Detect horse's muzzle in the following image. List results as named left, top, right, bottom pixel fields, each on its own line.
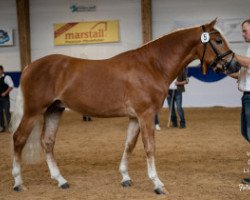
left=210, top=58, right=241, bottom=74
left=224, top=59, right=241, bottom=74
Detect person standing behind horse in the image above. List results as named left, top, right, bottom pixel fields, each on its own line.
left=167, top=69, right=188, bottom=128
left=154, top=113, right=161, bottom=131
left=0, top=65, right=13, bottom=132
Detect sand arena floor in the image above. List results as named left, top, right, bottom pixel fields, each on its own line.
left=0, top=108, right=250, bottom=200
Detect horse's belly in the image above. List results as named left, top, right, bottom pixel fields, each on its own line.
left=61, top=90, right=127, bottom=118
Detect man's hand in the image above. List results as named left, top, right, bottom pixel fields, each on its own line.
left=229, top=72, right=239, bottom=80
left=1, top=92, right=7, bottom=97
left=175, top=80, right=188, bottom=86
left=1, top=87, right=12, bottom=97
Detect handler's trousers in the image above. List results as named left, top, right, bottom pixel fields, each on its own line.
left=241, top=92, right=250, bottom=141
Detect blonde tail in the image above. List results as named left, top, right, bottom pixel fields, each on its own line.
left=10, top=87, right=42, bottom=164
left=10, top=87, right=23, bottom=132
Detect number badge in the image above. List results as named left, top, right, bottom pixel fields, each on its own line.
left=201, top=32, right=210, bottom=44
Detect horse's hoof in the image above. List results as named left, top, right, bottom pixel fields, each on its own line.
left=154, top=187, right=167, bottom=195
left=121, top=180, right=132, bottom=187
left=13, top=185, right=22, bottom=192
left=13, top=185, right=28, bottom=192
left=60, top=182, right=69, bottom=189
left=13, top=185, right=27, bottom=192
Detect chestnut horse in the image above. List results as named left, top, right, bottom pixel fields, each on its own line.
left=11, top=19, right=240, bottom=194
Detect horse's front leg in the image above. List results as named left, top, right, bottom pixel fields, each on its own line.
left=139, top=110, right=167, bottom=195
left=119, top=118, right=140, bottom=187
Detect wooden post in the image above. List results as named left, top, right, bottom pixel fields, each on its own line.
left=16, top=0, right=31, bottom=70
left=141, top=0, right=152, bottom=43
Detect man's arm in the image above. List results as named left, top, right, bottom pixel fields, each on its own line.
left=236, top=54, right=250, bottom=68
left=2, top=75, right=14, bottom=97
left=176, top=70, right=189, bottom=86
left=1, top=87, right=13, bottom=97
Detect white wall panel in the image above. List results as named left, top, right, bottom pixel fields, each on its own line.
left=0, top=0, right=20, bottom=71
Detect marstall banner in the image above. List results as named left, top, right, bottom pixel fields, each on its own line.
left=54, top=20, right=120, bottom=45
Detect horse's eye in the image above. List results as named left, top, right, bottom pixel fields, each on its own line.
left=216, top=39, right=223, bottom=45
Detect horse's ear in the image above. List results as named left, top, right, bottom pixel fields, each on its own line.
left=206, top=18, right=217, bottom=30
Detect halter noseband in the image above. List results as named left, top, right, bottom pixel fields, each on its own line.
left=200, top=25, right=234, bottom=73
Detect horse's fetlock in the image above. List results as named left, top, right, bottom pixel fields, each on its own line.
left=12, top=169, right=20, bottom=177
left=149, top=174, right=157, bottom=181
left=119, top=165, right=127, bottom=173
left=51, top=173, right=60, bottom=180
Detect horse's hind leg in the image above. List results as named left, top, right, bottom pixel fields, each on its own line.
left=41, top=102, right=68, bottom=189
left=119, top=118, right=140, bottom=187
left=12, top=114, right=39, bottom=191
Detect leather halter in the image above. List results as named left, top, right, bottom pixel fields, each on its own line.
left=200, top=25, right=234, bottom=73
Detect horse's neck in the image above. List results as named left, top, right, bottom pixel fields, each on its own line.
left=147, top=28, right=200, bottom=84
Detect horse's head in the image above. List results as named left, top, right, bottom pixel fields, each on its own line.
left=197, top=19, right=241, bottom=75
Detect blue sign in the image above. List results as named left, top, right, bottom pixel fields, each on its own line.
left=70, top=4, right=96, bottom=12
left=0, top=30, right=10, bottom=45
left=187, top=66, right=226, bottom=82
left=5, top=72, right=21, bottom=87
